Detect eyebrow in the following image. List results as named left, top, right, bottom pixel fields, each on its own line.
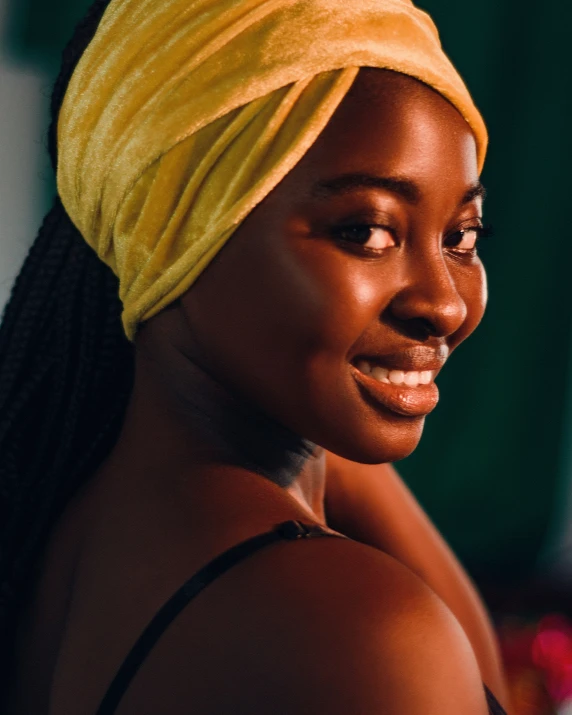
left=311, top=173, right=487, bottom=206
left=462, top=182, right=487, bottom=204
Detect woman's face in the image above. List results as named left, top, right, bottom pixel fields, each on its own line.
left=178, top=69, right=487, bottom=463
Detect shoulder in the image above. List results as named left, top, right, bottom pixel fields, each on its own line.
left=208, top=534, right=491, bottom=714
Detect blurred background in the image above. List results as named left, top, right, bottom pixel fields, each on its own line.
left=2, top=0, right=572, bottom=712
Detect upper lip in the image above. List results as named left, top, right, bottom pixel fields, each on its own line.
left=351, top=344, right=449, bottom=373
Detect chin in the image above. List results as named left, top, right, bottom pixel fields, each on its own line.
left=314, top=414, right=426, bottom=465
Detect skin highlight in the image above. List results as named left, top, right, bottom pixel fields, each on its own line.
left=7, top=69, right=501, bottom=715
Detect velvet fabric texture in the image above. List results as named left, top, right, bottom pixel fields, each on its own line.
left=57, top=0, right=488, bottom=340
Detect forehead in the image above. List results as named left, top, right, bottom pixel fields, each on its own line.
left=289, top=68, right=479, bottom=194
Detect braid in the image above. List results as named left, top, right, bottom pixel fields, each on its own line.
left=0, top=0, right=133, bottom=698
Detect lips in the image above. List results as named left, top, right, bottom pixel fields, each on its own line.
left=349, top=344, right=448, bottom=418
left=352, top=344, right=449, bottom=374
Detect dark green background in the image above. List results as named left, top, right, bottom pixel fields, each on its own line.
left=5, top=0, right=572, bottom=581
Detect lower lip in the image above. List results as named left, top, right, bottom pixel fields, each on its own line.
left=350, top=365, right=440, bottom=418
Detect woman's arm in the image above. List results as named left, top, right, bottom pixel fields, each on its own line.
left=324, top=452, right=511, bottom=711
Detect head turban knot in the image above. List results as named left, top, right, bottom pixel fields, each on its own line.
left=57, top=0, right=488, bottom=340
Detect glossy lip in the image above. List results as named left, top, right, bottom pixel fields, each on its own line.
left=350, top=365, right=440, bottom=418
left=349, top=358, right=443, bottom=418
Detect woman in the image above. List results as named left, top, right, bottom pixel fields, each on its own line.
left=0, top=0, right=509, bottom=712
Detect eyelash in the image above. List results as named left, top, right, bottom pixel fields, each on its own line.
left=330, top=224, right=396, bottom=253
left=444, top=223, right=494, bottom=254
left=330, top=222, right=494, bottom=255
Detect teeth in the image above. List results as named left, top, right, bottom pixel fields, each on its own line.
left=371, top=366, right=389, bottom=383
left=403, top=372, right=419, bottom=387
left=355, top=361, right=433, bottom=387
left=388, top=370, right=405, bottom=385
left=356, top=360, right=372, bottom=375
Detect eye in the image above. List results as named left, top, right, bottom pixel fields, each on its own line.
left=444, top=223, right=493, bottom=252
left=332, top=225, right=397, bottom=251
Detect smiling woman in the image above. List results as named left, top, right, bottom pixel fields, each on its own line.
left=0, top=0, right=509, bottom=714
left=175, top=69, right=487, bottom=466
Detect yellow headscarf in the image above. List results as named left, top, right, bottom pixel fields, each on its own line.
left=57, top=0, right=487, bottom=340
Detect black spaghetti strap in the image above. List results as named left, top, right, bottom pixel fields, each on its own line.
left=484, top=684, right=508, bottom=715
left=95, top=520, right=344, bottom=715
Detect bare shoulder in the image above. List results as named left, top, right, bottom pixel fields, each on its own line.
left=209, top=534, right=491, bottom=715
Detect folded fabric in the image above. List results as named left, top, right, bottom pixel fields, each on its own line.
left=57, top=0, right=488, bottom=339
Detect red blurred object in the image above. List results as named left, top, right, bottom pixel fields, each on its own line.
left=496, top=617, right=557, bottom=715
left=532, top=616, right=572, bottom=704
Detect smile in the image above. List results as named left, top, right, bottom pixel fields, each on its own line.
left=350, top=359, right=441, bottom=418
left=355, top=360, right=435, bottom=388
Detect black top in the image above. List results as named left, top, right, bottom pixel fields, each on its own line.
left=94, top=520, right=507, bottom=715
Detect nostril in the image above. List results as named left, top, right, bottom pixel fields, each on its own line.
left=389, top=311, right=446, bottom=341
left=382, top=312, right=439, bottom=342
left=417, top=317, right=439, bottom=337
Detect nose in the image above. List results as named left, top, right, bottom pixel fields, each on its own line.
left=388, top=250, right=467, bottom=339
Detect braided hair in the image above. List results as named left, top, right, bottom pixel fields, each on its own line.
left=0, top=0, right=132, bottom=697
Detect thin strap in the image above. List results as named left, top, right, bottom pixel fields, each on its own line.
left=95, top=520, right=344, bottom=715
left=484, top=684, right=508, bottom=715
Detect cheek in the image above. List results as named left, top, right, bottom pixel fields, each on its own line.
left=276, top=243, right=388, bottom=362
left=180, top=227, right=392, bottom=435
left=181, top=233, right=374, bottom=384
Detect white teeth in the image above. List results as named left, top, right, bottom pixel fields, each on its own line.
left=403, top=372, right=420, bottom=387
left=356, top=360, right=372, bottom=375
left=355, top=361, right=434, bottom=387
left=371, top=366, right=389, bottom=383
left=388, top=370, right=405, bottom=385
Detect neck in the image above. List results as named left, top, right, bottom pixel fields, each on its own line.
left=169, top=356, right=318, bottom=489
left=110, top=339, right=327, bottom=520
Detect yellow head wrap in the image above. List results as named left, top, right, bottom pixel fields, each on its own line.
left=57, top=0, right=487, bottom=340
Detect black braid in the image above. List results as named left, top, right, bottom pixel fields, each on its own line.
left=0, top=0, right=133, bottom=700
